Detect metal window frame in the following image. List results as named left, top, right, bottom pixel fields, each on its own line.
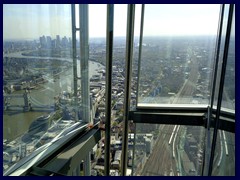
left=79, top=4, right=92, bottom=176
left=136, top=4, right=145, bottom=106
left=131, top=4, right=145, bottom=175
left=130, top=109, right=206, bottom=126
left=129, top=108, right=234, bottom=133
left=27, top=123, right=101, bottom=176
left=121, top=4, right=135, bottom=176
left=104, top=4, right=114, bottom=176
left=4, top=4, right=235, bottom=177
left=79, top=4, right=91, bottom=124
left=4, top=123, right=89, bottom=176
left=71, top=4, right=78, bottom=114
left=208, top=4, right=234, bottom=176
left=126, top=3, right=235, bottom=177
left=5, top=122, right=103, bottom=176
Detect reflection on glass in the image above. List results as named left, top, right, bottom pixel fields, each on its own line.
left=3, top=4, right=73, bottom=173
left=212, top=130, right=235, bottom=175
left=213, top=4, right=230, bottom=110
left=3, top=4, right=105, bottom=173
left=137, top=4, right=220, bottom=105
left=221, top=6, right=235, bottom=111
left=132, top=124, right=205, bottom=176
left=211, top=7, right=235, bottom=176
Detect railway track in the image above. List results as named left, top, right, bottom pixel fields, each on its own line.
left=139, top=50, right=200, bottom=176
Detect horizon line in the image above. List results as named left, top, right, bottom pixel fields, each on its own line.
left=3, top=34, right=217, bottom=41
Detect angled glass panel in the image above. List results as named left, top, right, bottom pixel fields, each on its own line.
left=212, top=4, right=230, bottom=110
left=211, top=6, right=235, bottom=176
left=3, top=4, right=74, bottom=173
left=2, top=4, right=106, bottom=174
left=220, top=6, right=235, bottom=112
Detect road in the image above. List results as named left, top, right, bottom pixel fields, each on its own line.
left=172, top=55, right=198, bottom=104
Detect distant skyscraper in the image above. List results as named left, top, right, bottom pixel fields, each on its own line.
left=69, top=37, right=72, bottom=47
left=62, top=36, right=68, bottom=48
left=39, top=35, right=47, bottom=48
left=56, top=35, right=61, bottom=49
left=11, top=43, right=14, bottom=50
left=52, top=39, right=56, bottom=49
left=46, top=36, right=52, bottom=49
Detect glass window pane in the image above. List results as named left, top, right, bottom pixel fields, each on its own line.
left=132, top=124, right=205, bottom=176
left=213, top=4, right=230, bottom=109
left=221, top=6, right=235, bottom=111
left=89, top=4, right=128, bottom=176
left=3, top=4, right=88, bottom=173
left=211, top=6, right=235, bottom=176
left=137, top=4, right=220, bottom=106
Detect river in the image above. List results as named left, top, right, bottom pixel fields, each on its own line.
left=3, top=52, right=104, bottom=141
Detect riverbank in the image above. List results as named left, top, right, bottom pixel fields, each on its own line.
left=3, top=52, right=105, bottom=141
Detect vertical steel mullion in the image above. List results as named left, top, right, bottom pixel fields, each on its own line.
left=136, top=4, right=145, bottom=106
left=121, top=4, right=135, bottom=176
left=104, top=4, right=114, bottom=176
left=208, top=4, right=234, bottom=176
left=204, top=5, right=225, bottom=176
left=210, top=4, right=225, bottom=111
left=79, top=4, right=90, bottom=124
left=71, top=4, right=78, bottom=122
left=132, top=4, right=144, bottom=176
left=131, top=123, right=137, bottom=175
left=202, top=106, right=211, bottom=175
left=79, top=4, right=91, bottom=176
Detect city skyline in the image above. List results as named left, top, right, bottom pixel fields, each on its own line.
left=3, top=4, right=220, bottom=40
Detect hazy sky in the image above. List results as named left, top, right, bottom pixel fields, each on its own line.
left=3, top=4, right=220, bottom=40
